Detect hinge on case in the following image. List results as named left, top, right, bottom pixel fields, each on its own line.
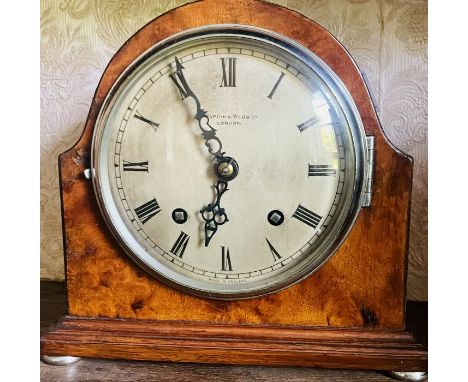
left=362, top=136, right=375, bottom=208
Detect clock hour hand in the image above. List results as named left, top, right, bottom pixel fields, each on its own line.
left=200, top=180, right=229, bottom=247
left=169, top=56, right=224, bottom=158
left=200, top=157, right=240, bottom=246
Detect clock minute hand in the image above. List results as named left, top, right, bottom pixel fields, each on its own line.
left=170, top=57, right=224, bottom=159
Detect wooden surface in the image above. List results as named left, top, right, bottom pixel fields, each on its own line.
left=41, top=281, right=427, bottom=381
left=41, top=359, right=401, bottom=382
left=59, top=0, right=413, bottom=330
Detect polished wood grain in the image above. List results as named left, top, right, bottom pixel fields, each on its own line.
left=40, top=282, right=427, bottom=377
left=41, top=283, right=427, bottom=370
left=41, top=0, right=423, bottom=370
left=42, top=316, right=427, bottom=370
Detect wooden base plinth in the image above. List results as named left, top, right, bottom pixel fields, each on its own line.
left=41, top=316, right=427, bottom=371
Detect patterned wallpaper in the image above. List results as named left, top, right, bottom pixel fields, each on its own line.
left=40, top=0, right=427, bottom=300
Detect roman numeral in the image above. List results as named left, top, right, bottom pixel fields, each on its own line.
left=267, top=72, right=286, bottom=99
left=308, top=164, right=336, bottom=176
left=170, top=231, right=190, bottom=258
left=292, top=204, right=322, bottom=229
left=266, top=238, right=282, bottom=261
left=123, top=160, right=149, bottom=172
left=220, top=58, right=237, bottom=87
left=221, top=246, right=233, bottom=271
left=297, top=116, right=319, bottom=133
left=134, top=110, right=159, bottom=131
left=134, top=198, right=161, bottom=224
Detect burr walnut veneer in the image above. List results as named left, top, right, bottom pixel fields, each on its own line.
left=41, top=0, right=427, bottom=371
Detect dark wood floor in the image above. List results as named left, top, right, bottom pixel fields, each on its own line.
left=40, top=281, right=427, bottom=382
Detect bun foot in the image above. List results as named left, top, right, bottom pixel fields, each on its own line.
left=41, top=355, right=81, bottom=366
left=387, top=371, right=428, bottom=381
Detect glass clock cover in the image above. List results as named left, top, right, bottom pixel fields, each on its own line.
left=92, top=26, right=367, bottom=299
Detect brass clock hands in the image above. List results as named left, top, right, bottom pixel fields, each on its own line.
left=170, top=57, right=239, bottom=246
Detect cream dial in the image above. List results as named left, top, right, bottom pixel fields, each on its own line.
left=92, top=27, right=366, bottom=299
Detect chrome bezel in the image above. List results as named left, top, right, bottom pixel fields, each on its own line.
left=91, top=25, right=367, bottom=300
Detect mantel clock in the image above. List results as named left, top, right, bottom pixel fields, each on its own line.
left=41, top=0, right=427, bottom=378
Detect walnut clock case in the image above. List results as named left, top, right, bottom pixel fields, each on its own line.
left=41, top=0, right=427, bottom=376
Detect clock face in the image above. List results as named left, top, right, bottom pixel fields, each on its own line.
left=92, top=26, right=367, bottom=299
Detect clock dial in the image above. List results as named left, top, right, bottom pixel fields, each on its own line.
left=92, top=27, right=366, bottom=299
